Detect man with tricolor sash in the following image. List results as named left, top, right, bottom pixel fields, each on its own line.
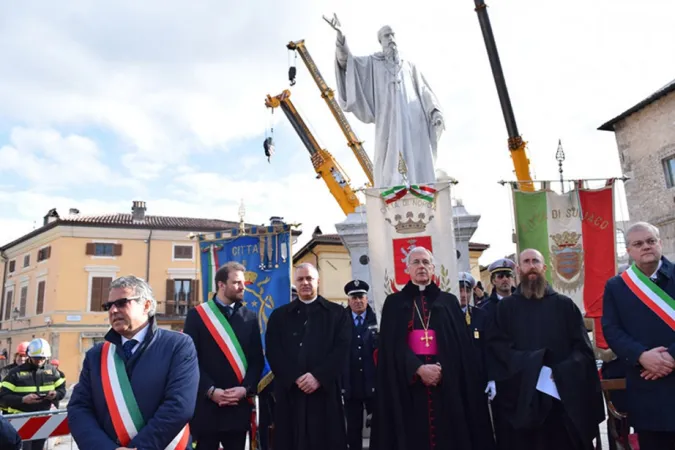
left=183, top=261, right=264, bottom=450
left=68, top=275, right=199, bottom=450
left=602, top=222, right=675, bottom=449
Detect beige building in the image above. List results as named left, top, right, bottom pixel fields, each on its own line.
left=0, top=201, right=243, bottom=384
left=294, top=227, right=489, bottom=306
left=599, top=79, right=675, bottom=260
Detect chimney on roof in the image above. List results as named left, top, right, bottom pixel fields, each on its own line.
left=312, top=226, right=322, bottom=238
left=132, top=201, right=146, bottom=222
left=69, top=208, right=80, bottom=215
left=43, top=208, right=60, bottom=226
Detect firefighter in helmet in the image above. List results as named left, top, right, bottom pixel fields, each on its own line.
left=0, top=338, right=66, bottom=417
left=0, top=342, right=29, bottom=381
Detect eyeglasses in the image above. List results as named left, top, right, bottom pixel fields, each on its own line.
left=495, top=273, right=512, bottom=279
left=102, top=296, right=141, bottom=311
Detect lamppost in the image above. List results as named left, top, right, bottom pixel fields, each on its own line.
left=238, top=199, right=246, bottom=236
left=556, top=139, right=565, bottom=193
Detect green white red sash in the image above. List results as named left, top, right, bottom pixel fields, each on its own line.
left=195, top=300, right=248, bottom=381
left=621, top=264, right=675, bottom=331
left=100, top=342, right=190, bottom=449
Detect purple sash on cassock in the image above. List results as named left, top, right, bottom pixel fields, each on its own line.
left=407, top=329, right=437, bottom=355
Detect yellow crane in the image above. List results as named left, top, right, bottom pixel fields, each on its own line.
left=472, top=0, right=534, bottom=191
left=287, top=39, right=374, bottom=186
left=265, top=89, right=361, bottom=215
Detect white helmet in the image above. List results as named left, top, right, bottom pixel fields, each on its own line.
left=26, top=338, right=51, bottom=358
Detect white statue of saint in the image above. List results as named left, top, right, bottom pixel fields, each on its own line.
left=326, top=14, right=445, bottom=189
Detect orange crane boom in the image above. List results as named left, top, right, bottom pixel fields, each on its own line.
left=265, top=90, right=361, bottom=215
left=473, top=0, right=534, bottom=191
left=287, top=39, right=374, bottom=186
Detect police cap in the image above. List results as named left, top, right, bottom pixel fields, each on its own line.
left=458, top=272, right=476, bottom=288
left=488, top=258, right=516, bottom=275
left=344, top=279, right=369, bottom=296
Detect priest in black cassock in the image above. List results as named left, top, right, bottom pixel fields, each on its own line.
left=486, top=248, right=605, bottom=450
left=265, top=262, right=351, bottom=450
left=369, top=246, right=495, bottom=450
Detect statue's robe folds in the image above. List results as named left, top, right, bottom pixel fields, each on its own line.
left=370, top=281, right=496, bottom=450
left=334, top=37, right=443, bottom=188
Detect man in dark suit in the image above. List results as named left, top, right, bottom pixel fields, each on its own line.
left=68, top=275, right=198, bottom=449
left=184, top=261, right=265, bottom=450
left=341, top=280, right=378, bottom=450
left=602, top=221, right=675, bottom=450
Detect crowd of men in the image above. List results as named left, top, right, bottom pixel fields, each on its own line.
left=59, top=220, right=673, bottom=450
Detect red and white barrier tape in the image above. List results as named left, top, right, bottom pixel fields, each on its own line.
left=7, top=411, right=70, bottom=441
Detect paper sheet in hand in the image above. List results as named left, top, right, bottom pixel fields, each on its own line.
left=536, top=366, right=560, bottom=400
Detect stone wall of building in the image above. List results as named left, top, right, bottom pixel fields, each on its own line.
left=612, top=91, right=675, bottom=259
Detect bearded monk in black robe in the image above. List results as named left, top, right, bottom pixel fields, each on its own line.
left=486, top=248, right=605, bottom=450
left=370, top=247, right=495, bottom=450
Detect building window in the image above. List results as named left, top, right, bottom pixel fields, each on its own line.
left=85, top=243, right=122, bottom=257
left=3, top=290, right=13, bottom=321
left=18, top=286, right=28, bottom=317
left=36, top=281, right=46, bottom=315
left=37, top=246, right=51, bottom=262
left=165, top=279, right=199, bottom=315
left=22, top=255, right=30, bottom=268
left=8, top=261, right=15, bottom=273
left=173, top=245, right=194, bottom=260
left=664, top=156, right=675, bottom=188
left=90, top=277, right=112, bottom=312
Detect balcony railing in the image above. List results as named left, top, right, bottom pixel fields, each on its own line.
left=159, top=300, right=199, bottom=319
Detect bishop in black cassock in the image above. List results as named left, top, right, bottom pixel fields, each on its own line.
left=369, top=247, right=495, bottom=450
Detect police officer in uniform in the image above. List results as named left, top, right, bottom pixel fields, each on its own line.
left=341, top=280, right=378, bottom=450
left=458, top=272, right=490, bottom=385
left=0, top=338, right=66, bottom=450
left=480, top=258, right=517, bottom=318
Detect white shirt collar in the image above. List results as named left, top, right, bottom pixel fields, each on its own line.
left=121, top=323, right=149, bottom=351
left=299, top=296, right=318, bottom=304
left=650, top=260, right=663, bottom=279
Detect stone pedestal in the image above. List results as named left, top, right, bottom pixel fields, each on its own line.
left=335, top=200, right=480, bottom=303
left=453, top=199, right=481, bottom=273
left=335, top=206, right=373, bottom=304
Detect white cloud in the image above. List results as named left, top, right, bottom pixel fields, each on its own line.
left=0, top=0, right=674, bottom=264
left=0, top=127, right=139, bottom=190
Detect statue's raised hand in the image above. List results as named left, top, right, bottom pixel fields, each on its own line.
left=323, top=13, right=343, bottom=40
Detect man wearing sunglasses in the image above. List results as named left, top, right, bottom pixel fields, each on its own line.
left=341, top=279, right=378, bottom=450
left=68, top=275, right=199, bottom=450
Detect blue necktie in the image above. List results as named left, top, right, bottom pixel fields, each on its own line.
left=356, top=315, right=363, bottom=327
left=123, top=339, right=137, bottom=360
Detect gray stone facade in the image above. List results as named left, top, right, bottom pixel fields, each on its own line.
left=600, top=83, right=675, bottom=260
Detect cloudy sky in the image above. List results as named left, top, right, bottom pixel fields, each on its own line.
left=1, top=1, right=673, bottom=266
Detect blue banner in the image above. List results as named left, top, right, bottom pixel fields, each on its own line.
left=198, top=225, right=292, bottom=391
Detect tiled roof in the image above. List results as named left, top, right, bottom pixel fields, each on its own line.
left=58, top=213, right=238, bottom=230
left=0, top=211, right=284, bottom=251
left=598, top=78, right=675, bottom=131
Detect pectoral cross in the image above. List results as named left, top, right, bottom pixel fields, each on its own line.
left=420, top=330, right=433, bottom=348
left=392, top=78, right=402, bottom=90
